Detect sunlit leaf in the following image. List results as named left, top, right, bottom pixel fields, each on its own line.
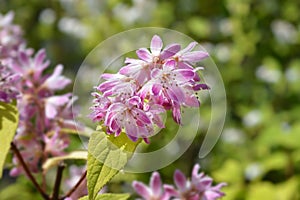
left=87, top=131, right=141, bottom=199
left=0, top=101, right=19, bottom=179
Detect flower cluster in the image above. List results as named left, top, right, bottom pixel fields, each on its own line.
left=0, top=11, right=28, bottom=61
left=0, top=11, right=24, bottom=103
left=132, top=164, right=226, bottom=200
left=0, top=11, right=78, bottom=176
left=9, top=49, right=77, bottom=176
left=91, top=35, right=209, bottom=143
left=0, top=62, right=20, bottom=102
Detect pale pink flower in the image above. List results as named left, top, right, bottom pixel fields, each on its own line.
left=44, top=131, right=70, bottom=156
left=119, top=58, right=151, bottom=85
left=167, top=164, right=227, bottom=200
left=0, top=63, right=20, bottom=102
left=133, top=164, right=226, bottom=200
left=136, top=35, right=181, bottom=65
left=0, top=11, right=25, bottom=60
left=133, top=172, right=170, bottom=200
left=42, top=64, right=71, bottom=91
left=91, top=34, right=209, bottom=142
left=104, top=96, right=153, bottom=143
left=97, top=73, right=137, bottom=99
left=173, top=42, right=209, bottom=70
left=44, top=93, right=72, bottom=119
left=9, top=49, right=50, bottom=86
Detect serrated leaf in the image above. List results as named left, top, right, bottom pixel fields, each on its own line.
left=87, top=131, right=141, bottom=199
left=79, top=193, right=130, bottom=200
left=42, top=151, right=87, bottom=172
left=0, top=101, right=19, bottom=179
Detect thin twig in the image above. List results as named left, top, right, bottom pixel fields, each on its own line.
left=60, top=170, right=87, bottom=200
left=51, top=162, right=66, bottom=200
left=11, top=142, right=50, bottom=200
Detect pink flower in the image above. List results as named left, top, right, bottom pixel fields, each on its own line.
left=0, top=63, right=20, bottom=102
left=1, top=12, right=78, bottom=177
left=10, top=49, right=50, bottom=86
left=136, top=35, right=181, bottom=64
left=42, top=64, right=71, bottom=91
left=139, top=60, right=197, bottom=124
left=168, top=164, right=227, bottom=200
left=132, top=164, right=226, bottom=200
left=44, top=130, right=70, bottom=156
left=97, top=73, right=137, bottom=99
left=133, top=172, right=170, bottom=200
left=173, top=42, right=209, bottom=70
left=44, top=93, right=72, bottom=119
left=119, top=58, right=151, bottom=85
left=140, top=60, right=195, bottom=103
left=0, top=11, right=25, bottom=60
left=91, top=34, right=209, bottom=143
left=104, top=96, right=154, bottom=143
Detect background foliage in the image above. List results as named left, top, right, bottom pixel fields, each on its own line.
left=1, top=0, right=300, bottom=199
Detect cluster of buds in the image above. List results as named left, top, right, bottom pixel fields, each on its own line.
left=0, top=11, right=77, bottom=176
left=132, top=164, right=226, bottom=200
left=91, top=35, right=209, bottom=143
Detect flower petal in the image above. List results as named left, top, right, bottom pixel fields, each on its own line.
left=18, top=51, right=30, bottom=66
left=43, top=65, right=71, bottom=91
left=174, top=170, right=187, bottom=191
left=176, top=69, right=195, bottom=81
left=45, top=94, right=70, bottom=119
left=163, top=60, right=176, bottom=71
left=167, top=85, right=185, bottom=103
left=180, top=42, right=197, bottom=54
left=182, top=51, right=209, bottom=62
left=132, top=109, right=151, bottom=124
left=160, top=44, right=181, bottom=60
left=132, top=181, right=152, bottom=199
left=136, top=48, right=152, bottom=62
left=150, top=172, right=162, bottom=195
left=164, top=184, right=179, bottom=197
left=152, top=83, right=162, bottom=95
left=150, top=35, right=163, bottom=56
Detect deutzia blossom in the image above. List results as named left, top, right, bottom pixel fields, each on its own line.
left=91, top=35, right=209, bottom=142
left=168, top=164, right=227, bottom=200
left=0, top=11, right=84, bottom=191
left=133, top=164, right=226, bottom=200
left=132, top=171, right=170, bottom=200
left=0, top=63, right=20, bottom=102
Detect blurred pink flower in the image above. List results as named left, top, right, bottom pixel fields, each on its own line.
left=133, top=164, right=226, bottom=200
left=168, top=164, right=227, bottom=200
left=0, top=63, right=20, bottom=102
left=133, top=172, right=170, bottom=200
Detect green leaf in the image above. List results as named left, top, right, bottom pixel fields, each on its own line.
left=79, top=193, right=130, bottom=200
left=87, top=131, right=141, bottom=200
left=42, top=151, right=87, bottom=172
left=0, top=101, right=19, bottom=179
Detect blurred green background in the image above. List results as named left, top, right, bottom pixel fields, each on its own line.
left=1, top=0, right=300, bottom=199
